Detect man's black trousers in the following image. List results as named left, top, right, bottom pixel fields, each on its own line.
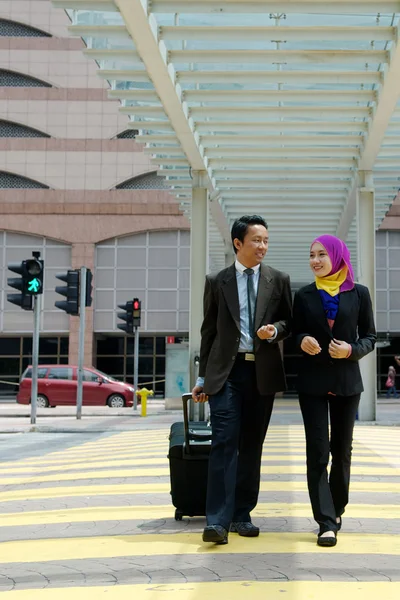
left=206, top=357, right=275, bottom=530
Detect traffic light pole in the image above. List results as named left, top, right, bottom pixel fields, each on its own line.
left=76, top=266, right=87, bottom=420
left=31, top=294, right=41, bottom=425
left=133, top=325, right=139, bottom=411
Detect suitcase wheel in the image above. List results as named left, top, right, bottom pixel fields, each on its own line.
left=175, top=509, right=184, bottom=521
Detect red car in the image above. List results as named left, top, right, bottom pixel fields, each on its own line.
left=17, top=365, right=134, bottom=408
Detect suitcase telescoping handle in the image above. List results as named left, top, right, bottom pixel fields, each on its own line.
left=182, top=392, right=192, bottom=453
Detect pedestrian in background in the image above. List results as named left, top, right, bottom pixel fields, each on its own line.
left=385, top=365, right=398, bottom=398
left=292, top=234, right=376, bottom=547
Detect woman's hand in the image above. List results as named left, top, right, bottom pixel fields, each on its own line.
left=301, top=336, right=321, bottom=355
left=329, top=339, right=351, bottom=359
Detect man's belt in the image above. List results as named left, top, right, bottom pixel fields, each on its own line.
left=237, top=352, right=255, bottom=362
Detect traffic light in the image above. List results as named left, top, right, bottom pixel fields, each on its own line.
left=85, top=269, right=93, bottom=307
left=7, top=262, right=33, bottom=310
left=55, top=269, right=79, bottom=315
left=117, top=300, right=133, bottom=334
left=24, top=258, right=44, bottom=295
left=133, top=297, right=141, bottom=328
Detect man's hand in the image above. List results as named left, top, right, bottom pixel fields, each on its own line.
left=192, top=385, right=208, bottom=403
left=257, top=324, right=276, bottom=340
left=329, top=339, right=351, bottom=359
left=301, top=336, right=321, bottom=355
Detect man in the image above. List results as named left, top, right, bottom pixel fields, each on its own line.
left=192, top=215, right=292, bottom=545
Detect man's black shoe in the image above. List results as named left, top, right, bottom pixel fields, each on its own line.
left=230, top=522, right=260, bottom=537
left=202, top=525, right=228, bottom=544
left=317, top=532, right=337, bottom=547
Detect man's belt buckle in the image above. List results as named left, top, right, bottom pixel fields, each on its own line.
left=244, top=353, right=255, bottom=361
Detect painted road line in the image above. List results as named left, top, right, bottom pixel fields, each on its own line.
left=1, top=582, right=400, bottom=600
left=0, top=453, right=394, bottom=475
left=0, top=532, right=399, bottom=564
left=1, top=502, right=399, bottom=527
left=0, top=480, right=399, bottom=504
left=2, top=462, right=399, bottom=486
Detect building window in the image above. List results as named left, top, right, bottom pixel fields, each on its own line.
left=116, top=129, right=138, bottom=139
left=0, top=19, right=51, bottom=37
left=0, top=69, right=52, bottom=88
left=0, top=120, right=50, bottom=138
left=96, top=334, right=184, bottom=397
left=0, top=171, right=49, bottom=189
left=0, top=336, right=69, bottom=398
left=116, top=171, right=167, bottom=190
left=95, top=230, right=190, bottom=333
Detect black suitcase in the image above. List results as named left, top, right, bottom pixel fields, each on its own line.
left=168, top=392, right=212, bottom=521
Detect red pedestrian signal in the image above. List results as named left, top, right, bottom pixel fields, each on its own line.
left=132, top=297, right=141, bottom=328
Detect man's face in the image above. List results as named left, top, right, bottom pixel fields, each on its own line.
left=234, top=224, right=269, bottom=268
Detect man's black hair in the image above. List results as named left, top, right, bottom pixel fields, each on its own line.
left=231, top=215, right=268, bottom=254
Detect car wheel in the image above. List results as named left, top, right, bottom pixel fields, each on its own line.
left=107, top=394, right=125, bottom=408
left=36, top=395, right=49, bottom=408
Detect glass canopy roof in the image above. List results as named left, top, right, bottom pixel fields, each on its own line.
left=53, top=0, right=400, bottom=279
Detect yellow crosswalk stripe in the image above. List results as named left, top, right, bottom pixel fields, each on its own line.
left=1, top=462, right=398, bottom=485
left=0, top=532, right=399, bottom=564
left=0, top=479, right=398, bottom=504
left=1, top=502, right=398, bottom=527
left=8, top=444, right=384, bottom=466
left=0, top=452, right=394, bottom=474
left=1, top=582, right=399, bottom=600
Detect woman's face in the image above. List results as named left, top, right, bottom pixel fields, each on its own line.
left=310, top=242, right=332, bottom=277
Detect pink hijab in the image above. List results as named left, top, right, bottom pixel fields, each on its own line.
left=312, top=234, right=355, bottom=292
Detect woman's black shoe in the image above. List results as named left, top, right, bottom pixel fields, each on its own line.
left=317, top=532, right=337, bottom=547
left=336, top=517, right=342, bottom=531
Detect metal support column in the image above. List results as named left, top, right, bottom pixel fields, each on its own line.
left=357, top=171, right=377, bottom=421
left=189, top=170, right=208, bottom=420
left=76, top=266, right=87, bottom=420
left=30, top=294, right=41, bottom=425
left=133, top=326, right=139, bottom=411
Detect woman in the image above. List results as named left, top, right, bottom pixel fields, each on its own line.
left=386, top=365, right=398, bottom=398
left=292, top=234, right=376, bottom=547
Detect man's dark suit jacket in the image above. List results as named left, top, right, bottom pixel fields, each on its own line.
left=199, top=263, right=292, bottom=396
left=293, top=283, right=376, bottom=396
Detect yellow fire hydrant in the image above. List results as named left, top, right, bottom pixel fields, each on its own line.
left=136, top=387, right=154, bottom=417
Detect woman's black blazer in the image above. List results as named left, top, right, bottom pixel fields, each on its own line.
left=292, top=283, right=376, bottom=396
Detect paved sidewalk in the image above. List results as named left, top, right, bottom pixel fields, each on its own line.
left=0, top=402, right=398, bottom=599
left=0, top=398, right=398, bottom=433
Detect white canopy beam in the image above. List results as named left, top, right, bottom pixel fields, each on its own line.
left=171, top=50, right=387, bottom=65
left=178, top=71, right=382, bottom=85
left=200, top=134, right=365, bottom=146
left=212, top=169, right=354, bottom=177
left=184, top=90, right=377, bottom=104
left=150, top=1, right=400, bottom=14
left=205, top=148, right=360, bottom=158
left=196, top=122, right=369, bottom=133
left=190, top=107, right=371, bottom=119
left=161, top=26, right=394, bottom=43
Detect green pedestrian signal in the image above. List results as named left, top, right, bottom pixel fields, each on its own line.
left=24, top=258, right=44, bottom=296
left=7, top=254, right=44, bottom=310
left=27, top=278, right=41, bottom=294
